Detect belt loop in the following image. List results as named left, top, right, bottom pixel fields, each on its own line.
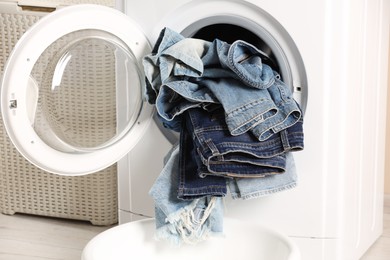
left=280, top=130, right=291, bottom=151
left=206, top=139, right=223, bottom=160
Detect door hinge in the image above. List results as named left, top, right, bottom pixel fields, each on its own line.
left=17, top=0, right=57, bottom=12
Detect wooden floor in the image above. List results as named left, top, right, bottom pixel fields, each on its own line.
left=0, top=214, right=112, bottom=260
left=0, top=195, right=389, bottom=260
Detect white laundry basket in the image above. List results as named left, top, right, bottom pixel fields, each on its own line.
left=0, top=0, right=118, bottom=225
left=82, top=218, right=301, bottom=260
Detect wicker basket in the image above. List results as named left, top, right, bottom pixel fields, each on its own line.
left=0, top=0, right=118, bottom=226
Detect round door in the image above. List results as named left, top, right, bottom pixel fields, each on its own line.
left=1, top=5, right=153, bottom=176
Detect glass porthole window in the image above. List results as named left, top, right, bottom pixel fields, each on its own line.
left=1, top=5, right=152, bottom=175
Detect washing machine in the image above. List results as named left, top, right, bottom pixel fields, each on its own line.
left=1, top=0, right=389, bottom=259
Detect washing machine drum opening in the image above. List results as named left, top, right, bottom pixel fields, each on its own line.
left=28, top=29, right=142, bottom=152
left=192, top=24, right=280, bottom=73
left=155, top=18, right=308, bottom=144
left=175, top=12, right=308, bottom=114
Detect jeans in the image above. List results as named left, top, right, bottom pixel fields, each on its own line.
left=143, top=28, right=302, bottom=140
left=178, top=117, right=227, bottom=200
left=145, top=28, right=304, bottom=245
left=178, top=107, right=303, bottom=201
left=149, top=145, right=224, bottom=245
left=227, top=152, right=298, bottom=200
left=185, top=107, right=303, bottom=178
left=149, top=143, right=297, bottom=245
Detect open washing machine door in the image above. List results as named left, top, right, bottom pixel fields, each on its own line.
left=1, top=4, right=153, bottom=176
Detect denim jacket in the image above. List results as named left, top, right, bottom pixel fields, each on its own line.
left=143, top=28, right=302, bottom=140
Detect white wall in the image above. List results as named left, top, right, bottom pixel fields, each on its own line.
left=385, top=40, right=390, bottom=194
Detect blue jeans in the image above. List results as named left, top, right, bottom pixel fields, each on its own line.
left=185, top=107, right=303, bottom=178
left=143, top=28, right=302, bottom=140
left=178, top=117, right=227, bottom=200
left=178, top=107, right=303, bottom=200
left=149, top=144, right=297, bottom=246
left=146, top=28, right=304, bottom=245
left=227, top=152, right=298, bottom=200
left=149, top=145, right=224, bottom=245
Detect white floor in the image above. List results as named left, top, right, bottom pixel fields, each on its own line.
left=0, top=195, right=389, bottom=260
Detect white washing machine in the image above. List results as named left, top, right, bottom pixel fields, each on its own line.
left=1, top=0, right=389, bottom=259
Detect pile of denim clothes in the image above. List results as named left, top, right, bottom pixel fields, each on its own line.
left=143, top=28, right=304, bottom=245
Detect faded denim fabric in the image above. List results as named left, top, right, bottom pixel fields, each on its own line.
left=143, top=28, right=217, bottom=130
left=143, top=28, right=302, bottom=140
left=145, top=28, right=304, bottom=246
left=251, top=76, right=302, bottom=141
left=149, top=145, right=224, bottom=245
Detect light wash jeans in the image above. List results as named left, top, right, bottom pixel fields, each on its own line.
left=146, top=28, right=303, bottom=245
left=149, top=145, right=224, bottom=245
left=149, top=145, right=298, bottom=245
left=143, top=28, right=302, bottom=140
